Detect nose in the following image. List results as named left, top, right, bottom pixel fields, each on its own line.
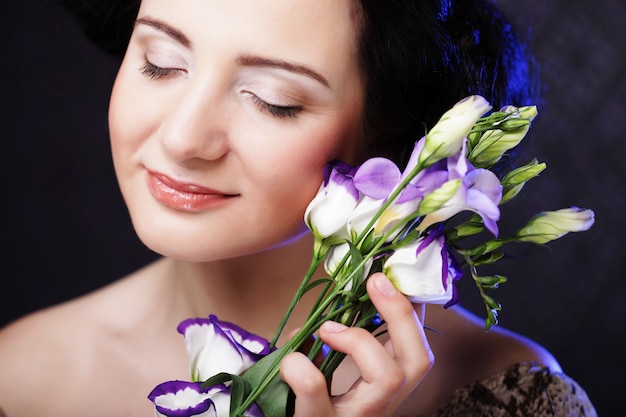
left=158, top=81, right=230, bottom=163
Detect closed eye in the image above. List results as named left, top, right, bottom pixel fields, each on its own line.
left=139, top=61, right=185, bottom=80
left=248, top=93, right=303, bottom=119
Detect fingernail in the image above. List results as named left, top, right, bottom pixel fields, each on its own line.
left=375, top=274, right=398, bottom=298
left=322, top=321, right=348, bottom=333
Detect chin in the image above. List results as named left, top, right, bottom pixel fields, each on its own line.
left=135, top=223, right=312, bottom=263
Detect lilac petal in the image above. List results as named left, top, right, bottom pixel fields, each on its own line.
left=415, top=231, right=442, bottom=258
left=446, top=141, right=470, bottom=180
left=397, top=169, right=448, bottom=203
left=464, top=169, right=502, bottom=204
left=467, top=190, right=500, bottom=236
left=443, top=284, right=459, bottom=309
left=322, top=160, right=356, bottom=186
left=149, top=381, right=216, bottom=417
left=440, top=244, right=449, bottom=291
left=177, top=317, right=212, bottom=336
left=461, top=169, right=502, bottom=236
left=400, top=137, right=426, bottom=180
left=396, top=183, right=424, bottom=204
left=354, top=157, right=401, bottom=199
left=328, top=167, right=360, bottom=202
left=444, top=255, right=463, bottom=309
left=209, top=315, right=272, bottom=359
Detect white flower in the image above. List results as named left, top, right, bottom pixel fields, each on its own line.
left=177, top=315, right=271, bottom=382
left=305, top=160, right=359, bottom=241
left=418, top=95, right=492, bottom=167
left=383, top=233, right=462, bottom=306
left=324, top=242, right=373, bottom=291
left=149, top=382, right=263, bottom=417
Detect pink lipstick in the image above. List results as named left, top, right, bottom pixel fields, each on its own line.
left=146, top=171, right=237, bottom=212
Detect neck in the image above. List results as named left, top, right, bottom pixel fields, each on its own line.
left=163, top=233, right=322, bottom=344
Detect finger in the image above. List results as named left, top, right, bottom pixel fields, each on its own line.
left=287, top=328, right=329, bottom=369
left=367, top=273, right=434, bottom=381
left=318, top=322, right=405, bottom=416
left=364, top=273, right=434, bottom=415
left=280, top=352, right=334, bottom=417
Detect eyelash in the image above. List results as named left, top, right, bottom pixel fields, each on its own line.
left=139, top=62, right=302, bottom=119
left=249, top=94, right=302, bottom=119
left=139, top=61, right=183, bottom=80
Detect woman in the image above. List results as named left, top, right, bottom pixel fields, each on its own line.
left=0, top=0, right=596, bottom=416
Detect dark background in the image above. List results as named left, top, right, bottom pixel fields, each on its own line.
left=2, top=0, right=624, bottom=414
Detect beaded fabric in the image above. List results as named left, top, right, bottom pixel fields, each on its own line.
left=432, top=362, right=597, bottom=417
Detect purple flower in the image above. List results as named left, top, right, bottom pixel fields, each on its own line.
left=178, top=315, right=272, bottom=382
left=305, top=160, right=360, bottom=241
left=418, top=141, right=502, bottom=235
left=148, top=381, right=217, bottom=417
left=383, top=232, right=462, bottom=307
left=149, top=381, right=263, bottom=417
left=347, top=144, right=447, bottom=239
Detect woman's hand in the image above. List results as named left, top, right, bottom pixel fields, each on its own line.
left=280, top=273, right=434, bottom=417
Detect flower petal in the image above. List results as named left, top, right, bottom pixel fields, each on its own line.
left=383, top=235, right=460, bottom=305
left=148, top=381, right=216, bottom=417
left=177, top=316, right=271, bottom=381
left=209, top=315, right=272, bottom=366
left=353, top=157, right=401, bottom=199
left=305, top=161, right=360, bottom=239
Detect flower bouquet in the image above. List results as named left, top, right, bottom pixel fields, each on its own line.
left=148, top=96, right=594, bottom=417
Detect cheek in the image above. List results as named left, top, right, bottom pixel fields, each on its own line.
left=108, top=69, right=158, bottom=171
left=247, top=117, right=362, bottom=225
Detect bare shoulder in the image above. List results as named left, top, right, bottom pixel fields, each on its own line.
left=426, top=304, right=561, bottom=376
left=0, top=260, right=169, bottom=416
left=397, top=304, right=562, bottom=416
left=0, top=297, right=93, bottom=414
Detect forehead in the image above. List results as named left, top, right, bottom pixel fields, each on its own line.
left=136, top=0, right=362, bottom=88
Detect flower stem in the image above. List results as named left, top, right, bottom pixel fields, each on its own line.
left=270, top=255, right=323, bottom=349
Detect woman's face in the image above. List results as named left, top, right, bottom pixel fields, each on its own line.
left=109, top=0, right=364, bottom=261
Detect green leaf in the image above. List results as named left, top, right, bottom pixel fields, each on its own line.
left=474, top=274, right=508, bottom=289
left=484, top=307, right=499, bottom=330
left=500, top=159, right=546, bottom=204
left=446, top=220, right=484, bottom=241
left=302, top=277, right=334, bottom=293
left=500, top=184, right=524, bottom=204
left=242, top=347, right=294, bottom=417
left=482, top=293, right=501, bottom=310
left=472, top=251, right=504, bottom=266
left=460, top=239, right=503, bottom=257
left=230, top=375, right=252, bottom=417
left=201, top=372, right=234, bottom=388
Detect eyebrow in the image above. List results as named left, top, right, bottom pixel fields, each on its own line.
left=236, top=54, right=330, bottom=88
left=135, top=17, right=191, bottom=48
left=133, top=17, right=329, bottom=88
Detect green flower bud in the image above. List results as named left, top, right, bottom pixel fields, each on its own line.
left=447, top=220, right=485, bottom=240
left=500, top=160, right=547, bottom=204
left=468, top=105, right=538, bottom=168
left=515, top=207, right=595, bottom=244
left=416, top=179, right=462, bottom=216
left=418, top=96, right=492, bottom=167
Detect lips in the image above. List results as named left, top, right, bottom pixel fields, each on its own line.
left=146, top=171, right=238, bottom=212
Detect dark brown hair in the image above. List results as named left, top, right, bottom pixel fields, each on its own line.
left=62, top=0, right=539, bottom=165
